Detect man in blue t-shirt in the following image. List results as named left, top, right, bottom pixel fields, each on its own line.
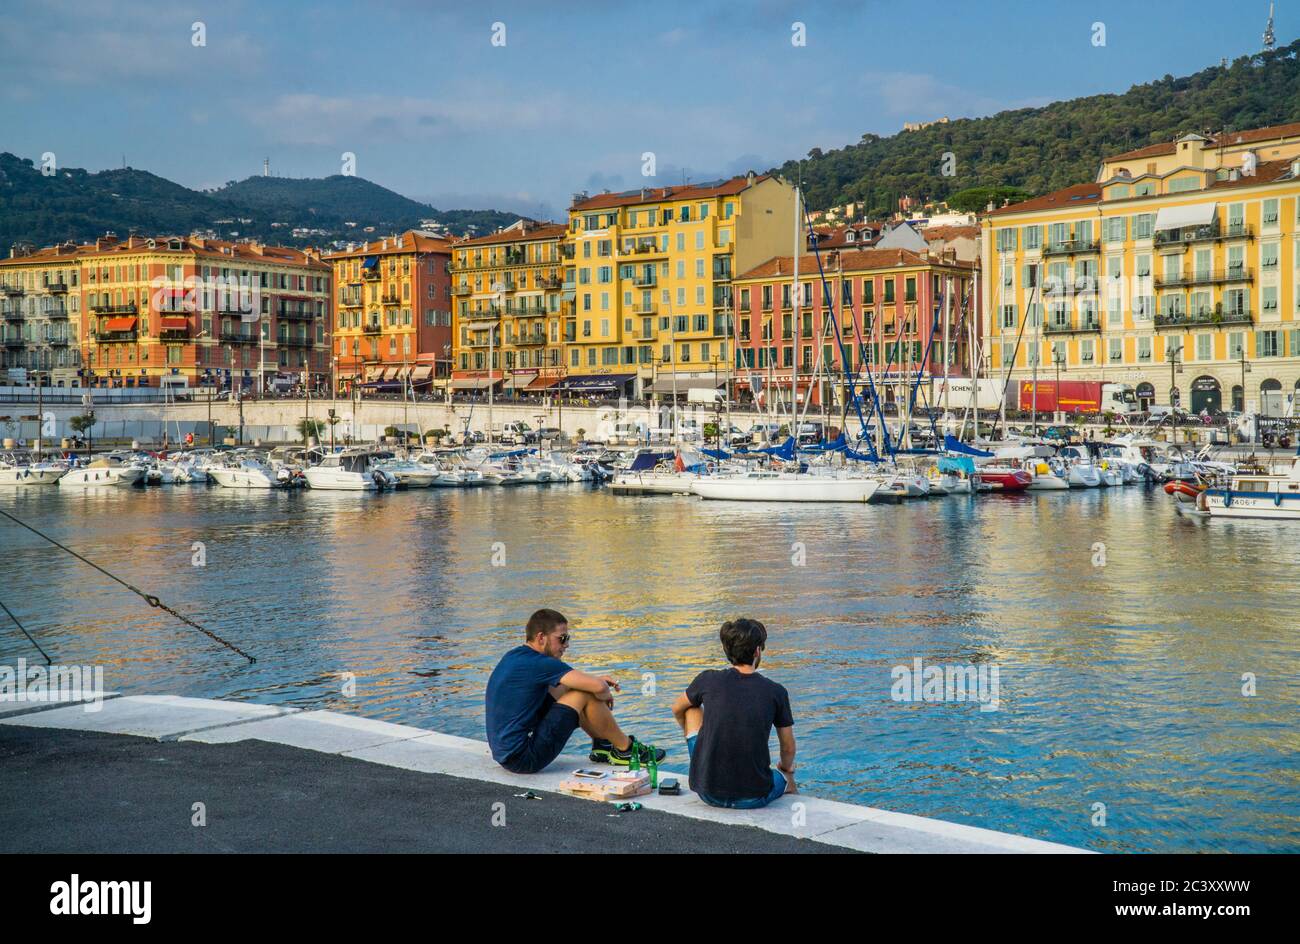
left=670, top=617, right=796, bottom=809
left=485, top=609, right=666, bottom=774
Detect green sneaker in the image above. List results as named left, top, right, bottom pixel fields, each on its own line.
left=590, top=736, right=664, bottom=766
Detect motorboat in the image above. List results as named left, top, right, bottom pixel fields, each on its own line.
left=1197, top=455, right=1300, bottom=519
left=691, top=469, right=881, bottom=503
left=206, top=456, right=282, bottom=489
left=57, top=456, right=146, bottom=487
left=973, top=467, right=1033, bottom=492
left=304, top=449, right=399, bottom=490
left=375, top=457, right=437, bottom=488
left=611, top=447, right=706, bottom=495
left=1024, top=458, right=1070, bottom=491
left=0, top=454, right=66, bottom=486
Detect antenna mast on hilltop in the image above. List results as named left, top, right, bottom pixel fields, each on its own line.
left=1263, top=2, right=1276, bottom=51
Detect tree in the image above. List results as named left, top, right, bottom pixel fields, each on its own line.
left=298, top=418, right=325, bottom=443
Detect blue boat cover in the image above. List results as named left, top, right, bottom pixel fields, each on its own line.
left=756, top=437, right=796, bottom=460
left=629, top=450, right=674, bottom=471
left=700, top=448, right=731, bottom=460
left=938, top=455, right=975, bottom=474
left=844, top=448, right=881, bottom=463
left=944, top=435, right=993, bottom=457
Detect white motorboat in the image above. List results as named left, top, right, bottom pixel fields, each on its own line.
left=57, top=457, right=145, bottom=487
left=1024, top=459, right=1070, bottom=491
left=304, top=449, right=398, bottom=490
left=207, top=457, right=281, bottom=489
left=0, top=455, right=65, bottom=486
left=873, top=470, right=931, bottom=499
left=376, top=458, right=437, bottom=488
left=1197, top=456, right=1300, bottom=519
left=691, top=470, right=881, bottom=503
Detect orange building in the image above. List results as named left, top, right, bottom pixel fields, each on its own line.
left=78, top=234, right=331, bottom=391
left=324, top=231, right=455, bottom=392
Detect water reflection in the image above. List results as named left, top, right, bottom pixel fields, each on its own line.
left=1, top=483, right=1297, bottom=852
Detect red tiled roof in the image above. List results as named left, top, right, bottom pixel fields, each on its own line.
left=735, top=247, right=973, bottom=281
left=324, top=230, right=453, bottom=261
left=923, top=224, right=980, bottom=241
left=985, top=183, right=1103, bottom=217
left=456, top=223, right=567, bottom=247
left=571, top=174, right=770, bottom=211
left=80, top=236, right=328, bottom=269
left=1105, top=121, right=1300, bottom=163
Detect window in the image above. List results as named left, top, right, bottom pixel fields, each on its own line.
left=1263, top=198, right=1279, bottom=225
left=1264, top=286, right=1278, bottom=313
left=1258, top=329, right=1280, bottom=357
left=1105, top=217, right=1127, bottom=243
left=1133, top=214, right=1154, bottom=239
left=996, top=229, right=1017, bottom=252
left=884, top=281, right=895, bottom=304
left=1138, top=337, right=1152, bottom=361
left=1262, top=243, right=1279, bottom=269
left=864, top=280, right=874, bottom=304
left=1109, top=337, right=1122, bottom=363
left=1000, top=304, right=1016, bottom=329
left=1022, top=225, right=1042, bottom=250
left=1167, top=177, right=1199, bottom=193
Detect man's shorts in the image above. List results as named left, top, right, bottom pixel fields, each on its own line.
left=500, top=698, right=580, bottom=774
left=685, top=734, right=788, bottom=809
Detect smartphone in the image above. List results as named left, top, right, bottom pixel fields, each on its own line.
left=658, top=779, right=681, bottom=795
left=572, top=768, right=607, bottom=779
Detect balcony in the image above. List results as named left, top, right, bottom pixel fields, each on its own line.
left=1044, top=318, right=1102, bottom=335
left=363, top=323, right=383, bottom=334
left=41, top=304, right=69, bottom=319
left=90, top=302, right=137, bottom=315
left=1153, top=223, right=1254, bottom=247
left=452, top=284, right=472, bottom=296
left=339, top=294, right=364, bottom=307
left=633, top=274, right=657, bottom=288
left=1154, top=310, right=1254, bottom=330
left=46, top=335, right=70, bottom=347
left=277, top=336, right=314, bottom=348
left=559, top=244, right=575, bottom=259
left=1042, top=239, right=1100, bottom=258
left=218, top=331, right=258, bottom=344
left=159, top=327, right=190, bottom=343
left=2, top=306, right=22, bottom=321
left=627, top=240, right=665, bottom=256
left=538, top=275, right=563, bottom=290
left=0, top=283, right=23, bottom=296
left=278, top=306, right=315, bottom=321
left=44, top=281, right=69, bottom=294
left=1154, top=267, right=1253, bottom=289
left=381, top=291, right=402, bottom=305
left=362, top=269, right=382, bottom=281
left=514, top=331, right=548, bottom=346
left=95, top=329, right=138, bottom=343
left=2, top=335, right=24, bottom=348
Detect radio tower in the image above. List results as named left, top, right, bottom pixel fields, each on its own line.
left=1263, top=2, right=1276, bottom=51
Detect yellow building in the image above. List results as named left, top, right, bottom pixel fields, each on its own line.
left=983, top=121, right=1300, bottom=414
left=449, top=221, right=568, bottom=395
left=0, top=242, right=88, bottom=386
left=563, top=172, right=795, bottom=398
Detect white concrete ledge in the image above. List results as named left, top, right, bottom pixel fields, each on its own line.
left=1, top=695, right=1091, bottom=853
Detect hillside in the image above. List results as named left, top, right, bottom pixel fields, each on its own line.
left=779, top=38, right=1300, bottom=215
left=0, top=155, right=520, bottom=250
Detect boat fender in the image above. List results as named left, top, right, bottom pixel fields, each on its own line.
left=1223, top=491, right=1232, bottom=507
left=1275, top=491, right=1283, bottom=507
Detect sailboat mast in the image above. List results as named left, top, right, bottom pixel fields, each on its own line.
left=791, top=185, right=800, bottom=434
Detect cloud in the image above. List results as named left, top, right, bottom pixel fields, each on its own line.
left=861, top=71, right=1045, bottom=123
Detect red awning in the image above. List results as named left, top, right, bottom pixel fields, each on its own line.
left=105, top=317, right=137, bottom=331
left=160, top=317, right=188, bottom=329
left=527, top=376, right=560, bottom=390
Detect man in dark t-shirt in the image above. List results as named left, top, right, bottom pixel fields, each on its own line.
left=485, top=608, right=666, bottom=774
left=670, top=617, right=796, bottom=809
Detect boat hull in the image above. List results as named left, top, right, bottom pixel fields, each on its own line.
left=57, top=467, right=144, bottom=487
left=691, top=476, right=880, bottom=503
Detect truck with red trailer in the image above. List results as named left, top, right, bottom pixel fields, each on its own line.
left=1017, top=380, right=1137, bottom=415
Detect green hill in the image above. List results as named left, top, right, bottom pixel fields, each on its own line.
left=778, top=38, right=1300, bottom=215
left=0, top=155, right=520, bottom=249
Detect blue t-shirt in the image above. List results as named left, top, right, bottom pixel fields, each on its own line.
left=485, top=645, right=573, bottom=763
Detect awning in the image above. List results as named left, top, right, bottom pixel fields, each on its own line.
left=105, top=317, right=137, bottom=331
left=364, top=367, right=383, bottom=381
left=649, top=377, right=724, bottom=394
left=503, top=372, right=537, bottom=390
left=362, top=256, right=379, bottom=269
left=380, top=367, right=399, bottom=381
left=527, top=376, right=560, bottom=390
left=397, top=366, right=414, bottom=380
left=451, top=377, right=502, bottom=391
left=159, top=317, right=188, bottom=329
left=558, top=373, right=634, bottom=391
left=1154, top=203, right=1217, bottom=231
left=411, top=365, right=434, bottom=382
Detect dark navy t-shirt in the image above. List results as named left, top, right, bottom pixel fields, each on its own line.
left=686, top=668, right=794, bottom=800
left=485, top=645, right=573, bottom=763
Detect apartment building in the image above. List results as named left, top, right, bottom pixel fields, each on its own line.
left=325, top=231, right=455, bottom=392
left=76, top=235, right=331, bottom=390
left=563, top=172, right=795, bottom=398
left=449, top=221, right=567, bottom=394
left=0, top=242, right=88, bottom=386
left=983, top=122, right=1300, bottom=414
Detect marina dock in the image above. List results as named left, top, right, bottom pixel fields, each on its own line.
left=0, top=694, right=1088, bottom=854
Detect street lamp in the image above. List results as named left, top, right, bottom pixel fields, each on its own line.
left=1052, top=346, right=1066, bottom=424
left=1166, top=341, right=1184, bottom=444
left=489, top=282, right=505, bottom=444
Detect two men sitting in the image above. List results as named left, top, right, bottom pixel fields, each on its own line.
left=485, top=609, right=795, bottom=809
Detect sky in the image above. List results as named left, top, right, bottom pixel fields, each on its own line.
left=1, top=0, right=1295, bottom=220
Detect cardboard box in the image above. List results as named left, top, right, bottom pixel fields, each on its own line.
left=558, top=772, right=651, bottom=801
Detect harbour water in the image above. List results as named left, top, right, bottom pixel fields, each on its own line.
left=2, top=483, right=1297, bottom=852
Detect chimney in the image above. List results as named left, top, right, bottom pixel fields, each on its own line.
left=382, top=239, right=388, bottom=250
left=776, top=259, right=782, bottom=275
left=746, top=170, right=756, bottom=186
left=986, top=201, right=995, bottom=212
left=96, top=234, right=119, bottom=251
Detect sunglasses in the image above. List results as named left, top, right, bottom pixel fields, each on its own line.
left=555, top=633, right=570, bottom=645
